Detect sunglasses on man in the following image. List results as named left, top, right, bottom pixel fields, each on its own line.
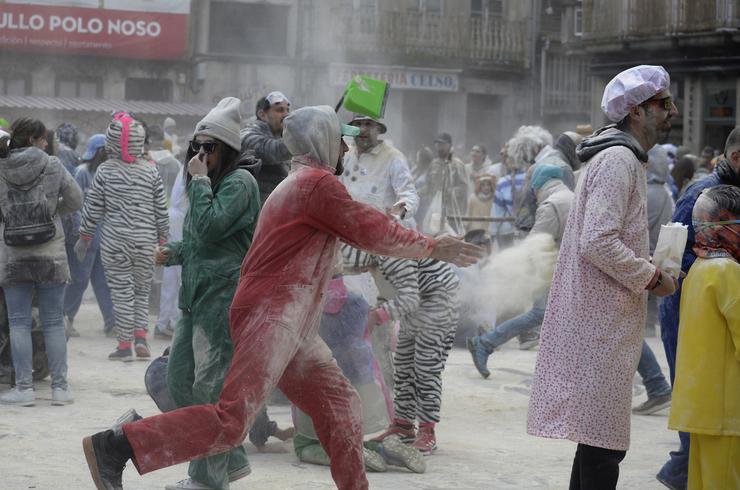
left=189, top=140, right=218, bottom=154
left=642, top=96, right=674, bottom=111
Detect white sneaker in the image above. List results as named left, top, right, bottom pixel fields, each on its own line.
left=0, top=387, right=35, bottom=406
left=164, top=478, right=214, bottom=490
left=51, top=386, right=74, bottom=406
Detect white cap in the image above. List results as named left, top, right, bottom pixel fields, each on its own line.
left=266, top=91, right=290, bottom=106
left=601, top=65, right=670, bottom=122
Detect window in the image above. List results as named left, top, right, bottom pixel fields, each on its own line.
left=574, top=2, right=583, bottom=36
left=0, top=76, right=30, bottom=96
left=471, top=0, right=503, bottom=17
left=125, top=78, right=173, bottom=102
left=55, top=78, right=101, bottom=98
left=208, top=1, right=290, bottom=56
left=351, top=0, right=378, bottom=35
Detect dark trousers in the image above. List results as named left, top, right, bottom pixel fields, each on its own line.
left=569, top=443, right=626, bottom=490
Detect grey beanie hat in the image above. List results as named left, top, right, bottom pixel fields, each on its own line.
left=193, top=97, right=242, bottom=151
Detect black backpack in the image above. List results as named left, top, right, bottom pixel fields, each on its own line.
left=0, top=161, right=58, bottom=246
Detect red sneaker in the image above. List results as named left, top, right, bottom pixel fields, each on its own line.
left=370, top=420, right=416, bottom=444
left=412, top=423, right=437, bottom=455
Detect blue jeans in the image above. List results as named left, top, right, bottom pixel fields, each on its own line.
left=636, top=340, right=671, bottom=399
left=5, top=283, right=68, bottom=390
left=480, top=293, right=547, bottom=351
left=63, top=240, right=115, bottom=331
left=659, top=291, right=690, bottom=486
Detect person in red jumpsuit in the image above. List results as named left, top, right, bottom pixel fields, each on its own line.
left=82, top=105, right=483, bottom=490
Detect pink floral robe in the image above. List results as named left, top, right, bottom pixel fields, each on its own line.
left=527, top=145, right=657, bottom=451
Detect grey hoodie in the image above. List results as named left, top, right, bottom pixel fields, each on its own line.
left=282, top=105, right=341, bottom=171
left=576, top=125, right=647, bottom=164
left=0, top=147, right=84, bottom=285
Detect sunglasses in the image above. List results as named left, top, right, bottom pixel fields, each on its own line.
left=189, top=140, right=218, bottom=154
left=642, top=96, right=674, bottom=111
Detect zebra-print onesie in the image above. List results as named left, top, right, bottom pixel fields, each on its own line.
left=342, top=245, right=460, bottom=424
left=80, top=158, right=168, bottom=344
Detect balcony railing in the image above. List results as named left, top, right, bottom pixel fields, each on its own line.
left=308, top=6, right=528, bottom=68
left=582, top=0, right=739, bottom=40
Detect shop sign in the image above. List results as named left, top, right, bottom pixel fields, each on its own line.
left=0, top=0, right=190, bottom=60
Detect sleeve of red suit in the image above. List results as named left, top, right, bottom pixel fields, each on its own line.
left=306, top=174, right=436, bottom=259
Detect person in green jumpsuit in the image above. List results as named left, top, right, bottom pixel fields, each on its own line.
left=155, top=98, right=261, bottom=490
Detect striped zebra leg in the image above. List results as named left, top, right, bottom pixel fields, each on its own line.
left=132, top=245, right=155, bottom=333
left=392, top=320, right=418, bottom=422
left=101, top=243, right=136, bottom=344
left=411, top=296, right=459, bottom=424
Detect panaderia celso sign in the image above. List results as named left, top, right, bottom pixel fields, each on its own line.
left=0, top=0, right=190, bottom=60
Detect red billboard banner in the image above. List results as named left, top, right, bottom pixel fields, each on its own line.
left=0, top=1, right=190, bottom=60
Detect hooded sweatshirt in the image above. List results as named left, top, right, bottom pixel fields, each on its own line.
left=0, top=147, right=84, bottom=284
left=576, top=125, right=647, bottom=164
left=231, top=104, right=435, bottom=311
left=79, top=114, right=168, bottom=247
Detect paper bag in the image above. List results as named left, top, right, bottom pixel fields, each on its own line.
left=652, top=222, right=688, bottom=278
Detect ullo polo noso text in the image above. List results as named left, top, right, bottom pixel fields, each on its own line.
left=0, top=13, right=162, bottom=37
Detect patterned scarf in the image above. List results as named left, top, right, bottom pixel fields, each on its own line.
left=692, top=188, right=740, bottom=262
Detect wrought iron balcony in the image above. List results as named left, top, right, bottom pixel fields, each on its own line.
left=306, top=6, right=529, bottom=69
left=582, top=0, right=739, bottom=40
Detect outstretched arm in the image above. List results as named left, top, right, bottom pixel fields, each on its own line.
left=306, top=174, right=482, bottom=267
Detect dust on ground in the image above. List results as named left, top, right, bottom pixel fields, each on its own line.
left=0, top=300, right=675, bottom=489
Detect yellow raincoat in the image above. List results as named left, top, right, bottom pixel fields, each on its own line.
left=669, top=257, right=740, bottom=489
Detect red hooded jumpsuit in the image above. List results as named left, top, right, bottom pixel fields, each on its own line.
left=122, top=158, right=436, bottom=489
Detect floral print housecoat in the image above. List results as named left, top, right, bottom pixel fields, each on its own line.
left=527, top=145, right=657, bottom=451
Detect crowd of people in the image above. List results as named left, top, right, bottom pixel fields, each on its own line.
left=0, top=63, right=736, bottom=490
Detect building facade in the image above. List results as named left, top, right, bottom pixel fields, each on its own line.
left=193, top=0, right=537, bottom=158
left=569, top=0, right=740, bottom=152
left=0, top=0, right=544, bottom=159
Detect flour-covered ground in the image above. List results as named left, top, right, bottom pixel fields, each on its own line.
left=1, top=300, right=676, bottom=489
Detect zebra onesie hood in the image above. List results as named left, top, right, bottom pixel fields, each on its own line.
left=79, top=112, right=169, bottom=351
left=342, top=244, right=459, bottom=425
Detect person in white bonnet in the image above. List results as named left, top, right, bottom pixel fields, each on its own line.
left=526, top=65, right=680, bottom=489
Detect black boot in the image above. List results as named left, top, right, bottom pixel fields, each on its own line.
left=82, top=429, right=133, bottom=490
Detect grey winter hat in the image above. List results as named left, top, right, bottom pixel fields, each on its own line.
left=193, top=97, right=242, bottom=151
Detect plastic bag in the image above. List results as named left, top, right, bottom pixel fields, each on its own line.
left=652, top=222, right=688, bottom=278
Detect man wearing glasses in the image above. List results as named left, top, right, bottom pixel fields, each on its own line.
left=526, top=65, right=681, bottom=489
left=240, top=91, right=293, bottom=204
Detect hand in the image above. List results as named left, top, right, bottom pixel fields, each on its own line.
left=429, top=234, right=485, bottom=268
left=650, top=270, right=679, bottom=297
left=154, top=246, right=170, bottom=266
left=73, top=238, right=90, bottom=262
left=387, top=201, right=407, bottom=220
left=187, top=153, right=208, bottom=177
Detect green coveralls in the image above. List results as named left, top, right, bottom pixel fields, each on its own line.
left=164, top=169, right=260, bottom=489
